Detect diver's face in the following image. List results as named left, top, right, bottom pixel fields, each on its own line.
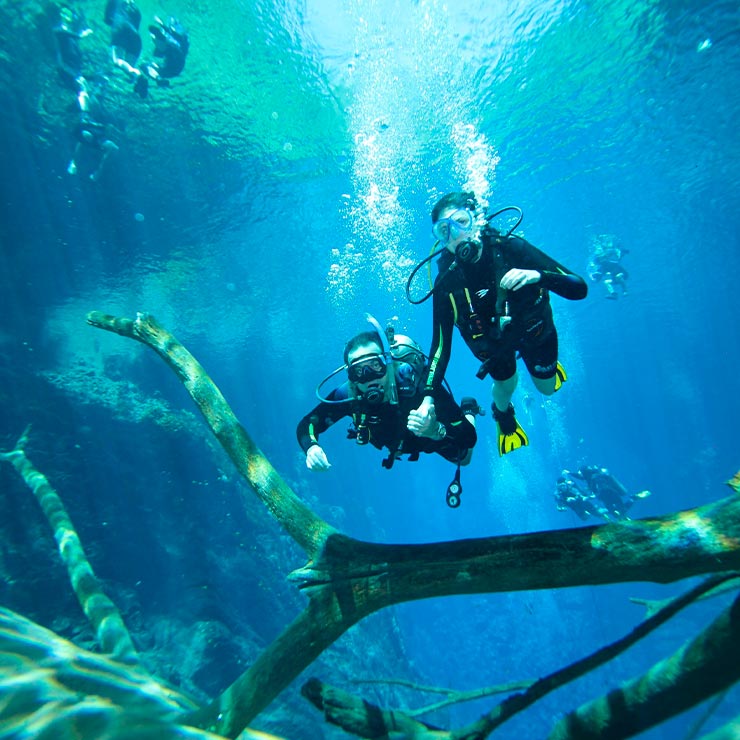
left=434, top=207, right=476, bottom=254
left=347, top=343, right=387, bottom=396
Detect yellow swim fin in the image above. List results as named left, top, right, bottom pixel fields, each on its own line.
left=498, top=424, right=529, bottom=456
left=492, top=403, right=529, bottom=457
left=553, top=361, right=568, bottom=392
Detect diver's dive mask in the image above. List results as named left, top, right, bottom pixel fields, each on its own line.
left=347, top=354, right=387, bottom=384
left=431, top=208, right=474, bottom=244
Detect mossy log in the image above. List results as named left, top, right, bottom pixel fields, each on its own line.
left=352, top=678, right=536, bottom=718
left=86, top=311, right=334, bottom=559
left=0, top=607, right=209, bottom=739
left=301, top=677, right=446, bottom=738
left=86, top=312, right=740, bottom=737
left=548, top=591, right=740, bottom=739
left=299, top=575, right=738, bottom=739
left=699, top=716, right=740, bottom=740
left=0, top=427, right=138, bottom=665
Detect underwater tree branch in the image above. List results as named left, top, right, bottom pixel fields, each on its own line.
left=300, top=575, right=738, bottom=740
left=0, top=426, right=139, bottom=665
left=86, top=311, right=335, bottom=559
left=699, top=715, right=740, bottom=740
left=86, top=311, right=740, bottom=736
left=301, top=678, right=448, bottom=739
left=187, top=599, right=354, bottom=738
left=350, top=678, right=535, bottom=717
left=630, top=576, right=740, bottom=618
left=288, top=500, right=740, bottom=607
left=548, top=590, right=740, bottom=739
left=196, top=499, right=740, bottom=734
left=454, top=573, right=740, bottom=739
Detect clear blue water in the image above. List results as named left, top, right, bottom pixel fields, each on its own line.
left=1, top=0, right=739, bottom=737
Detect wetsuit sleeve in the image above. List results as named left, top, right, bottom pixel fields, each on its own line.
left=509, top=236, right=588, bottom=300
left=423, top=289, right=456, bottom=394
left=296, top=388, right=352, bottom=453
left=431, top=387, right=477, bottom=461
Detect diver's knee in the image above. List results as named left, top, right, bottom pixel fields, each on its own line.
left=533, top=375, right=557, bottom=396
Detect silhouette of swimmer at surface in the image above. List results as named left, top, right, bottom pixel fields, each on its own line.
left=52, top=5, right=92, bottom=95
left=104, top=0, right=143, bottom=81
left=133, top=16, right=190, bottom=98
left=66, top=76, right=119, bottom=181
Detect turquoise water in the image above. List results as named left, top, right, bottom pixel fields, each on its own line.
left=1, top=0, right=739, bottom=737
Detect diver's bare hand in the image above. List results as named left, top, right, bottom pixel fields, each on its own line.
left=500, top=268, right=540, bottom=291
left=306, top=444, right=331, bottom=471
left=408, top=405, right=437, bottom=437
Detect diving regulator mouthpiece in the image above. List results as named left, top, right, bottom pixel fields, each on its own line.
left=454, top=239, right=482, bottom=264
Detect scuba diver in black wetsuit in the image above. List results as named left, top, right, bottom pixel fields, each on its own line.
left=406, top=191, right=587, bottom=456
left=577, top=465, right=650, bottom=519
left=134, top=16, right=190, bottom=98
left=588, top=233, right=629, bottom=299
left=296, top=316, right=482, bottom=507
left=66, top=75, right=119, bottom=181
left=554, top=471, right=606, bottom=521
left=556, top=465, right=651, bottom=521
left=104, top=0, right=144, bottom=87
left=52, top=6, right=92, bottom=97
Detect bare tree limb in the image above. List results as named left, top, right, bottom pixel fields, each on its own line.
left=299, top=575, right=738, bottom=740
left=698, top=715, right=740, bottom=740
left=85, top=312, right=740, bottom=738
left=86, top=311, right=335, bottom=560
left=630, top=577, right=740, bottom=618
left=0, top=427, right=139, bottom=665
left=301, top=677, right=449, bottom=739
left=548, top=591, right=740, bottom=739
left=351, top=678, right=535, bottom=717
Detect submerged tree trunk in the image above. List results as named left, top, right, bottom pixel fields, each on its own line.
left=548, top=592, right=740, bottom=739
left=0, top=428, right=139, bottom=665
left=82, top=312, right=740, bottom=737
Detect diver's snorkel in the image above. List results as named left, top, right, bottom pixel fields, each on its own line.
left=365, top=313, right=398, bottom=405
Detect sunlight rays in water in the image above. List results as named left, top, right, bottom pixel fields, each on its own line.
left=312, top=0, right=508, bottom=308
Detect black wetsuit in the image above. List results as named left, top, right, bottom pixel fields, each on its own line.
left=72, top=91, right=113, bottom=149
left=149, top=21, right=189, bottom=78
left=297, top=384, right=476, bottom=467
left=105, top=0, right=142, bottom=62
left=578, top=466, right=631, bottom=517
left=53, top=24, right=84, bottom=89
left=425, top=228, right=587, bottom=390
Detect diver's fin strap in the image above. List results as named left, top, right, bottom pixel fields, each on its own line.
left=553, top=361, right=567, bottom=392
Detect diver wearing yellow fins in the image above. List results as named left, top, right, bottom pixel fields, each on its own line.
left=406, top=191, right=587, bottom=456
